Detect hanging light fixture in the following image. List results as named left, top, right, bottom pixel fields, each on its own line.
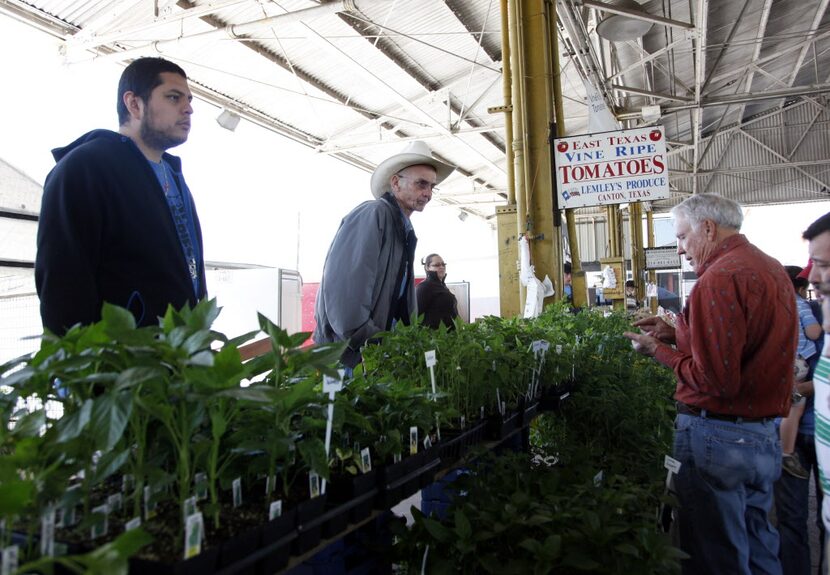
left=216, top=109, right=241, bottom=132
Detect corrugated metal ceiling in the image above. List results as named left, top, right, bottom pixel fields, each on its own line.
left=3, top=0, right=830, bottom=217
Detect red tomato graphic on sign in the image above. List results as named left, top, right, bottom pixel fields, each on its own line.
left=557, top=141, right=568, bottom=153
left=649, top=130, right=662, bottom=141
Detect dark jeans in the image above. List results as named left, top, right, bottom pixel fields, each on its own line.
left=774, top=432, right=825, bottom=575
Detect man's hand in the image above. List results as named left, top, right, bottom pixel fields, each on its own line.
left=631, top=316, right=676, bottom=344
left=623, top=331, right=661, bottom=357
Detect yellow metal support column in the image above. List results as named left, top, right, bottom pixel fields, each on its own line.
left=628, top=202, right=645, bottom=302
left=513, top=0, right=562, bottom=306
left=496, top=0, right=520, bottom=317
left=647, top=209, right=658, bottom=314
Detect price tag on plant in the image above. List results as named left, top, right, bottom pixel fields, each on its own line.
left=144, top=486, right=158, bottom=520
left=593, top=470, right=604, bottom=487
left=360, top=447, right=372, bottom=474
left=107, top=493, right=123, bottom=514
left=409, top=426, right=418, bottom=455
left=269, top=500, right=283, bottom=521
left=183, top=496, right=198, bottom=523
left=321, top=369, right=345, bottom=497
left=125, top=517, right=141, bottom=532
left=1, top=545, right=18, bottom=575
left=394, top=452, right=402, bottom=464
left=423, top=436, right=432, bottom=450
left=555, top=345, right=562, bottom=355
left=232, top=477, right=243, bottom=508
left=40, top=507, right=55, bottom=558
left=194, top=472, right=208, bottom=500
left=309, top=472, right=321, bottom=499
left=424, top=350, right=437, bottom=368
left=184, top=511, right=204, bottom=559
left=90, top=504, right=109, bottom=539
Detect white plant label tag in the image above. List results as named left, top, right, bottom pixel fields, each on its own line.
left=184, top=512, right=204, bottom=559
left=560, top=392, right=570, bottom=401
left=594, top=470, right=604, bottom=486
left=460, top=416, right=466, bottom=429
left=555, top=345, right=563, bottom=355
left=194, top=472, right=208, bottom=501
left=1, top=545, right=18, bottom=575
left=90, top=504, right=109, bottom=539
left=423, top=436, right=432, bottom=450
left=664, top=455, right=681, bottom=475
left=322, top=373, right=344, bottom=393
left=232, top=477, right=243, bottom=508
left=107, top=493, right=123, bottom=513
left=424, top=350, right=437, bottom=368
left=269, top=500, right=283, bottom=521
left=266, top=475, right=276, bottom=496
left=144, top=486, right=158, bottom=520
left=409, top=426, right=419, bottom=455
left=393, top=452, right=402, bottom=464
left=183, top=496, right=198, bottom=523
left=40, top=507, right=55, bottom=557
left=309, top=472, right=321, bottom=499
left=480, top=406, right=485, bottom=419
left=125, top=517, right=141, bottom=531
left=496, top=389, right=502, bottom=414
left=360, top=447, right=372, bottom=474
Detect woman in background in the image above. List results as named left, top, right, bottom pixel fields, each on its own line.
left=416, top=253, right=458, bottom=329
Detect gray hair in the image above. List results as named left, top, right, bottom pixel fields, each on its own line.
left=671, top=193, right=743, bottom=231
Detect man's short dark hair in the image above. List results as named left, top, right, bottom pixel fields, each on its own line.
left=803, top=212, right=830, bottom=241
left=563, top=261, right=572, bottom=274
left=625, top=280, right=635, bottom=289
left=117, top=57, right=187, bottom=125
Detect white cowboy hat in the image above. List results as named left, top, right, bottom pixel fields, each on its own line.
left=370, top=140, right=455, bottom=199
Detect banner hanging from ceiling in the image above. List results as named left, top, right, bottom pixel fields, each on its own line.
left=554, top=125, right=670, bottom=209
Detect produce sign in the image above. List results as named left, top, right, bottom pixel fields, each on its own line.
left=554, top=126, right=669, bottom=209
left=644, top=246, right=681, bottom=270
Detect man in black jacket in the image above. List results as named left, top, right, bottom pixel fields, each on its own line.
left=36, top=57, right=207, bottom=334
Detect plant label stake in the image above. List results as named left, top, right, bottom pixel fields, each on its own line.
left=664, top=455, right=682, bottom=488
left=266, top=475, right=276, bottom=496
left=410, top=426, right=418, bottom=455
left=1, top=545, right=18, bottom=575
left=144, top=486, right=158, bottom=520
left=107, top=493, right=123, bottom=514
left=593, top=470, right=604, bottom=487
left=194, top=472, right=208, bottom=501
left=183, top=496, right=198, bottom=523
left=424, top=350, right=441, bottom=440
left=421, top=544, right=430, bottom=575
left=90, top=504, right=109, bottom=539
left=361, top=447, right=372, bottom=474
left=309, top=472, right=321, bottom=499
left=184, top=511, right=204, bottom=559
left=232, top=477, right=243, bottom=508
left=269, top=500, right=283, bottom=521
left=40, top=507, right=55, bottom=558
left=423, top=436, right=432, bottom=450
left=125, top=517, right=141, bottom=532
left=321, top=369, right=345, bottom=496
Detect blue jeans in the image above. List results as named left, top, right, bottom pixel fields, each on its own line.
left=674, top=413, right=782, bottom=575
left=774, top=432, right=825, bottom=575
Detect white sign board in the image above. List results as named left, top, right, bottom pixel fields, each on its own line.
left=554, top=126, right=670, bottom=209
left=645, top=247, right=682, bottom=270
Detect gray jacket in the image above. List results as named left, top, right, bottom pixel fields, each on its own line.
left=313, top=193, right=417, bottom=367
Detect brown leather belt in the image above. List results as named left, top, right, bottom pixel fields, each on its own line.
left=676, top=402, right=772, bottom=423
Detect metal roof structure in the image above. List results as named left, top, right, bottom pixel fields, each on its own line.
left=3, top=0, right=830, bottom=218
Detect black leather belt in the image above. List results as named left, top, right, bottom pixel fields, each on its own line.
left=676, top=402, right=771, bottom=423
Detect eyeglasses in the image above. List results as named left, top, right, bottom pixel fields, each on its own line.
left=396, top=174, right=439, bottom=192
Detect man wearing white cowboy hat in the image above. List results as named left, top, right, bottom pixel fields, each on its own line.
left=313, top=140, right=455, bottom=367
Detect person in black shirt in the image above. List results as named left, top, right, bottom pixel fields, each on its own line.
left=416, top=254, right=458, bottom=329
